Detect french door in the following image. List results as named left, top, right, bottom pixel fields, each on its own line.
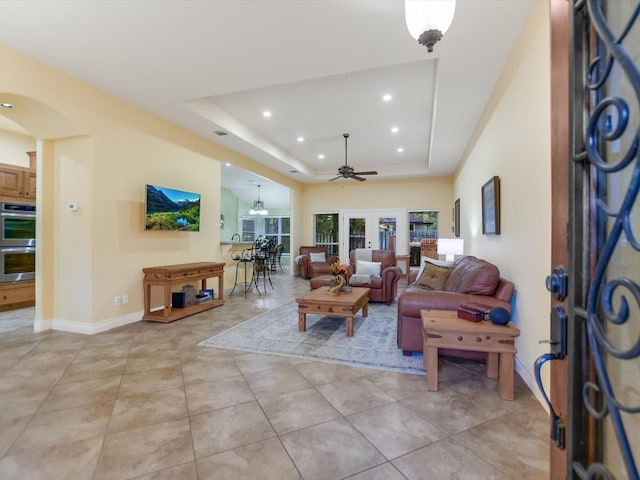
left=543, top=1, right=640, bottom=478
left=339, top=209, right=407, bottom=263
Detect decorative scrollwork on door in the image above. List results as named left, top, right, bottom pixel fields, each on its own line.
left=571, top=1, right=640, bottom=478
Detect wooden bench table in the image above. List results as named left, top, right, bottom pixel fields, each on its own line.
left=142, top=262, right=225, bottom=323
left=421, top=309, right=520, bottom=400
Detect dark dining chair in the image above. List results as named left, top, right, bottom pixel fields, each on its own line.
left=273, top=244, right=284, bottom=272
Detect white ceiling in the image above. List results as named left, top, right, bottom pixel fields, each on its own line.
left=0, top=0, right=533, bottom=208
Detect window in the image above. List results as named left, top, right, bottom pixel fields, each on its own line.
left=261, top=216, right=290, bottom=254
left=313, top=213, right=339, bottom=256
left=408, top=211, right=439, bottom=242
left=241, top=218, right=256, bottom=242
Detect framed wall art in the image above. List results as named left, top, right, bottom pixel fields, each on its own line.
left=481, top=176, right=500, bottom=235
left=454, top=198, right=460, bottom=237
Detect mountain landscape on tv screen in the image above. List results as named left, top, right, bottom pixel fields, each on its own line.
left=145, top=185, right=200, bottom=231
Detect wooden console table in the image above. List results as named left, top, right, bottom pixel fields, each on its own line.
left=142, top=262, right=225, bottom=323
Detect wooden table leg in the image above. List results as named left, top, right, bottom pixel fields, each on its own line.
left=486, top=352, right=499, bottom=379
left=498, top=352, right=515, bottom=400
left=362, top=300, right=368, bottom=317
left=425, top=346, right=439, bottom=391
left=163, top=284, right=171, bottom=319
left=346, top=316, right=353, bottom=336
left=143, top=283, right=151, bottom=317
left=298, top=312, right=306, bottom=332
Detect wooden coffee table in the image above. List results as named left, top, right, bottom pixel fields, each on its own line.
left=295, top=287, right=370, bottom=337
left=421, top=309, right=520, bottom=400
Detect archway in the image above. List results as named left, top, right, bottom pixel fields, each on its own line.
left=0, top=93, right=81, bottom=331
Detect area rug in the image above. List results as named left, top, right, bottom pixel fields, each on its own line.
left=198, top=301, right=425, bottom=375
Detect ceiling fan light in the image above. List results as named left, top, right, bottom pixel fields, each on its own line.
left=405, top=0, right=456, bottom=52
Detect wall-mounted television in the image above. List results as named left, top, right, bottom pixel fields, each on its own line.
left=145, top=184, right=201, bottom=231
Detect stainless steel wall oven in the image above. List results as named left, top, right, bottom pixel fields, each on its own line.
left=0, top=203, right=36, bottom=247
left=0, top=247, right=35, bottom=282
left=0, top=203, right=36, bottom=282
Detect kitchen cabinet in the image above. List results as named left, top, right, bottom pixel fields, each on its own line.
left=0, top=163, right=36, bottom=199
left=0, top=280, right=35, bottom=311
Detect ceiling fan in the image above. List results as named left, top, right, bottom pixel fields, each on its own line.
left=329, top=133, right=378, bottom=182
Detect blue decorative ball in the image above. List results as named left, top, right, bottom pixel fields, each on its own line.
left=489, top=307, right=511, bottom=325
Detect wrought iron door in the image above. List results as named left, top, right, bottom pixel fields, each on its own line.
left=567, top=0, right=639, bottom=478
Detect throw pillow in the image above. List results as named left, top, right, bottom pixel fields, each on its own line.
left=414, top=256, right=454, bottom=285
left=309, top=252, right=326, bottom=263
left=356, top=260, right=382, bottom=277
left=415, top=263, right=453, bottom=290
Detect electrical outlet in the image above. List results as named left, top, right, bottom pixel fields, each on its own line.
left=122, top=294, right=129, bottom=304
left=114, top=295, right=121, bottom=306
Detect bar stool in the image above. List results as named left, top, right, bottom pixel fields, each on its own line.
left=229, top=248, right=256, bottom=297
left=252, top=254, right=273, bottom=294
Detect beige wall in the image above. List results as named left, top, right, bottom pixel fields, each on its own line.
left=454, top=0, right=551, bottom=396
left=0, top=129, right=35, bottom=166
left=53, top=137, right=93, bottom=325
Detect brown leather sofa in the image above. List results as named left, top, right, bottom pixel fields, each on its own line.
left=397, top=255, right=515, bottom=360
left=347, top=250, right=402, bottom=304
left=298, top=246, right=339, bottom=279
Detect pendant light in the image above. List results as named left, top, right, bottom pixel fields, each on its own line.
left=249, top=185, right=268, bottom=215
left=405, top=0, right=456, bottom=53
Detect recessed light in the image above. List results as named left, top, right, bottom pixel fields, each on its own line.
left=391, top=126, right=399, bottom=133
left=382, top=94, right=392, bottom=102
left=262, top=111, right=272, bottom=118
left=397, top=147, right=404, bottom=153
left=318, top=154, right=325, bottom=159
left=225, top=162, right=231, bottom=167
left=0, top=103, right=13, bottom=109
left=290, top=170, right=298, bottom=173
left=297, top=136, right=304, bottom=142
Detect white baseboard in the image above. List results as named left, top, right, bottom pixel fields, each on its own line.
left=515, top=354, right=549, bottom=414
left=33, top=318, right=52, bottom=333
left=34, top=311, right=142, bottom=335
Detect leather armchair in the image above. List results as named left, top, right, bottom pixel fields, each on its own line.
left=347, top=250, right=402, bottom=304
left=298, top=246, right=339, bottom=279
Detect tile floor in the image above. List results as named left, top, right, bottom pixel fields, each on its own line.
left=0, top=272, right=549, bottom=479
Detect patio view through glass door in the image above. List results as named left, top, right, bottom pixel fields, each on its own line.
left=313, top=213, right=339, bottom=257
left=340, top=209, right=407, bottom=263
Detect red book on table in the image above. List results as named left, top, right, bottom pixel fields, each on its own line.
left=457, top=307, right=483, bottom=322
